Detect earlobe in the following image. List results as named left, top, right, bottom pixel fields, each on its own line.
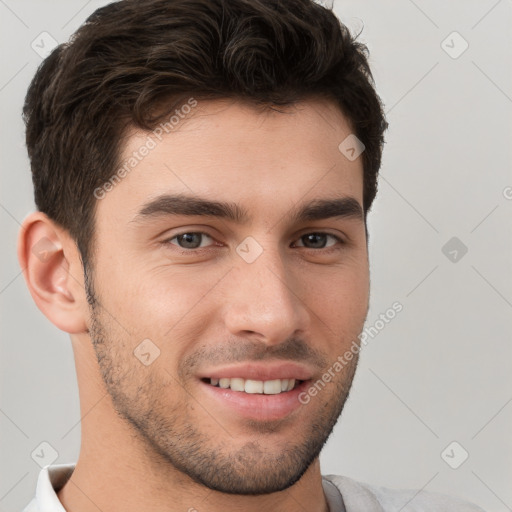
left=17, top=212, right=89, bottom=334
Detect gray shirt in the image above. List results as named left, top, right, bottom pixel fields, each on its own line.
left=322, top=474, right=486, bottom=511
left=24, top=464, right=486, bottom=511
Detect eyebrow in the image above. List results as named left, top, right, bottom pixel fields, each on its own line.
left=132, top=193, right=363, bottom=226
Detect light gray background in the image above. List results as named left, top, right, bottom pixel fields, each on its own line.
left=1, top=1, right=511, bottom=511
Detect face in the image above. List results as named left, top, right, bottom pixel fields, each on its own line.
left=86, top=98, right=369, bottom=494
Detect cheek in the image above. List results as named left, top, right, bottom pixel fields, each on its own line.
left=320, top=284, right=368, bottom=331
left=306, top=245, right=368, bottom=290
left=303, top=263, right=369, bottom=339
left=103, top=264, right=202, bottom=317
left=98, top=264, right=225, bottom=362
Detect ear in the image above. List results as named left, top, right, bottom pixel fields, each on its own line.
left=17, top=211, right=89, bottom=334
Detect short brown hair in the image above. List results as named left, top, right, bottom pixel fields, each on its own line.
left=23, top=0, right=387, bottom=268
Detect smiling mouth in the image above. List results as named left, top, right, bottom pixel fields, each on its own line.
left=201, top=377, right=305, bottom=394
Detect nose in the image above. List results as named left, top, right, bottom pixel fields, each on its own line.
left=221, top=243, right=310, bottom=346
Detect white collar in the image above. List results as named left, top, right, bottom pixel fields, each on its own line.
left=25, top=463, right=75, bottom=512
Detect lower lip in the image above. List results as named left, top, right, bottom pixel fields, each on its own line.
left=198, top=379, right=311, bottom=421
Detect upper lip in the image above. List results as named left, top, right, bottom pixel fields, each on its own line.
left=197, top=361, right=315, bottom=381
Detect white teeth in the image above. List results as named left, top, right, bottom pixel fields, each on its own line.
left=230, top=378, right=245, bottom=392
left=263, top=379, right=282, bottom=394
left=245, top=379, right=263, bottom=393
left=208, top=377, right=298, bottom=394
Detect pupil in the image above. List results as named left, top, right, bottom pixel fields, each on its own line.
left=305, top=234, right=325, bottom=248
left=179, top=233, right=200, bottom=248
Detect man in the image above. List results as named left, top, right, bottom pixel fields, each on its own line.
left=18, top=0, right=485, bottom=510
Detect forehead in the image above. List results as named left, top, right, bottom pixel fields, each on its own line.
left=96, top=97, right=364, bottom=226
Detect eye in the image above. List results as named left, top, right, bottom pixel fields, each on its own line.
left=163, top=231, right=344, bottom=252
left=167, top=232, right=215, bottom=250
left=293, top=233, right=343, bottom=250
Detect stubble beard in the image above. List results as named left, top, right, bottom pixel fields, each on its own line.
left=86, top=282, right=359, bottom=495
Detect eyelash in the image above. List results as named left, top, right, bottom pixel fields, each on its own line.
left=163, top=231, right=345, bottom=254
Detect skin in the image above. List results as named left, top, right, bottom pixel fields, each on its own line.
left=18, top=97, right=369, bottom=512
